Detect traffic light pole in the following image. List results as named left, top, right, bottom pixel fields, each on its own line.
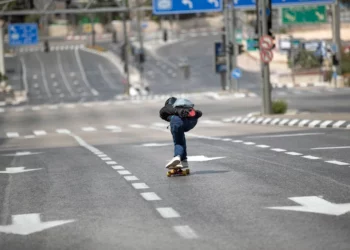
left=260, top=0, right=272, bottom=114
left=120, top=0, right=130, bottom=95
left=135, top=0, right=144, bottom=87
left=230, top=6, right=237, bottom=92
left=224, top=2, right=231, bottom=91
left=332, top=0, right=342, bottom=87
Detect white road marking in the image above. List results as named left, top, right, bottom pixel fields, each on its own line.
left=141, top=143, right=172, bottom=147
left=24, top=135, right=35, bottom=139
left=7, top=132, right=19, bottom=138
left=247, top=133, right=324, bottom=138
left=35, top=54, right=52, bottom=98
left=262, top=118, right=272, bottom=124
left=57, top=52, right=75, bottom=96
left=320, top=120, right=333, bottom=128
left=105, top=125, right=121, bottom=130
left=106, top=161, right=117, bottom=165
left=124, top=175, right=139, bottom=181
left=56, top=129, right=71, bottom=134
left=285, top=152, right=303, bottom=156
left=325, top=160, right=349, bottom=166
left=19, top=57, right=29, bottom=93
left=117, top=170, right=131, bottom=175
left=298, top=119, right=310, bottom=127
left=98, top=64, right=117, bottom=90
left=270, top=118, right=280, bottom=125
left=222, top=138, right=232, bottom=141
left=97, top=154, right=108, bottom=157
left=0, top=167, right=42, bottom=174
left=65, top=104, right=75, bottom=109
left=2, top=151, right=41, bottom=156
left=132, top=183, right=149, bottom=189
left=173, top=225, right=198, bottom=239
left=112, top=165, right=125, bottom=170
left=332, top=120, right=346, bottom=128
left=347, top=124, right=350, bottom=129
left=48, top=105, right=58, bottom=109
left=140, top=192, right=162, bottom=201
left=303, top=155, right=321, bottom=160
left=233, top=140, right=243, bottom=143
left=33, top=130, right=47, bottom=136
left=288, top=119, right=299, bottom=126
left=271, top=148, right=286, bottom=152
left=129, top=124, right=146, bottom=129
left=256, top=145, right=270, bottom=148
left=308, top=120, right=321, bottom=128
left=82, top=127, right=96, bottom=132
left=311, top=146, right=350, bottom=150
left=156, top=207, right=180, bottom=218
left=101, top=157, right=111, bottom=161
left=32, top=106, right=41, bottom=111
left=278, top=119, right=290, bottom=125
left=244, top=142, right=255, bottom=145
left=74, top=49, right=99, bottom=96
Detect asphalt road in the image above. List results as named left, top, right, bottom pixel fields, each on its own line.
left=6, top=47, right=125, bottom=105
left=0, top=97, right=350, bottom=249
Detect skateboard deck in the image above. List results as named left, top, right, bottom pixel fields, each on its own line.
left=167, top=166, right=190, bottom=177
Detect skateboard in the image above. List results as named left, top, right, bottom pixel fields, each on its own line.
left=166, top=166, right=190, bottom=177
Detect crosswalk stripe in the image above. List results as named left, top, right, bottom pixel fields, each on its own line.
left=33, top=130, right=47, bottom=136
left=82, top=127, right=96, bottom=132
left=7, top=132, right=19, bottom=138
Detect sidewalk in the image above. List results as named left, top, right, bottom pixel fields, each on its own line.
left=223, top=112, right=350, bottom=129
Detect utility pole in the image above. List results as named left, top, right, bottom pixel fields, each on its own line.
left=230, top=6, right=237, bottom=92
left=0, top=23, right=5, bottom=79
left=135, top=0, right=144, bottom=86
left=224, top=1, right=231, bottom=91
left=260, top=0, right=272, bottom=114
left=332, top=0, right=341, bottom=87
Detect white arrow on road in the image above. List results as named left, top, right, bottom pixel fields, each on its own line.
left=2, top=151, right=42, bottom=156
left=267, top=196, right=350, bottom=216
left=187, top=155, right=226, bottom=162
left=0, top=214, right=74, bottom=235
left=0, top=167, right=42, bottom=174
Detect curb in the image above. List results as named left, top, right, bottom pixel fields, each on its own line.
left=223, top=116, right=350, bottom=129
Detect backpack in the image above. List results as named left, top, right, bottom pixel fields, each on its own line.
left=172, top=98, right=194, bottom=109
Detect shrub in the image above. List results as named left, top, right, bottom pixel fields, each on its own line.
left=289, top=50, right=321, bottom=70
left=272, top=100, right=288, bottom=114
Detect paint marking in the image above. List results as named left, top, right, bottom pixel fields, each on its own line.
left=173, top=225, right=198, bottom=239
left=124, top=176, right=139, bottom=181
left=271, top=148, right=286, bottom=152
left=132, top=183, right=149, bottom=189
left=97, top=154, right=108, bottom=157
left=256, top=145, right=270, bottom=148
left=298, top=119, right=310, bottom=127
left=112, top=165, right=125, bottom=170
left=101, top=157, right=112, bottom=161
left=303, top=155, right=321, bottom=160
left=156, top=207, right=180, bottom=218
left=105, top=125, right=121, bottom=130
left=106, top=161, right=117, bottom=165
left=33, top=130, right=47, bottom=136
left=32, top=107, right=41, bottom=111
left=82, top=127, right=96, bottom=132
left=320, top=120, right=333, bottom=128
left=247, top=133, right=324, bottom=138
left=244, top=142, right=255, bottom=145
left=288, top=119, right=299, bottom=126
left=117, top=170, right=131, bottom=175
left=35, top=54, right=52, bottom=98
left=56, top=129, right=71, bottom=134
left=332, top=120, right=346, bottom=128
left=24, top=135, right=35, bottom=139
left=325, top=160, right=349, bottom=166
left=286, top=152, right=303, bottom=156
left=308, top=120, right=321, bottom=128
left=7, top=132, right=19, bottom=138
left=129, top=124, right=146, bottom=129
left=140, top=192, right=162, bottom=201
left=311, top=146, right=350, bottom=150
left=48, top=105, right=58, bottom=110
left=233, top=140, right=243, bottom=143
left=222, top=138, right=232, bottom=142
left=270, top=118, right=280, bottom=125
left=278, top=119, right=290, bottom=125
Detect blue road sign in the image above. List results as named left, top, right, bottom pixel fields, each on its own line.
left=233, top=0, right=334, bottom=9
left=141, top=22, right=148, bottom=29
left=153, top=0, right=223, bottom=15
left=8, top=23, right=39, bottom=46
left=215, top=41, right=226, bottom=73
left=231, top=68, right=242, bottom=79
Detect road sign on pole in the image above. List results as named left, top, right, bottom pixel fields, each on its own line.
left=260, top=50, right=274, bottom=63
left=282, top=6, right=327, bottom=24
left=233, top=0, right=334, bottom=9
left=214, top=41, right=226, bottom=74
left=231, top=68, right=242, bottom=79
left=153, top=0, right=223, bottom=15
left=8, top=23, right=39, bottom=46
left=259, top=35, right=274, bottom=50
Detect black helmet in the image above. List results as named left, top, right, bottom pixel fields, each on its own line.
left=165, top=97, right=177, bottom=105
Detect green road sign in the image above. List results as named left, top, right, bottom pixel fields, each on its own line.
left=282, top=6, right=327, bottom=25
left=236, top=29, right=243, bottom=44
left=79, top=16, right=100, bottom=25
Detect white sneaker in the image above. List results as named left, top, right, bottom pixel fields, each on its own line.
left=181, top=160, right=189, bottom=168
left=166, top=156, right=181, bottom=169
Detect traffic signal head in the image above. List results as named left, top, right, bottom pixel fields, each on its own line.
left=228, top=42, right=233, bottom=55
left=238, top=44, right=244, bottom=55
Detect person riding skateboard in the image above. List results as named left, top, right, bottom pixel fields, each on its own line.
left=159, top=97, right=203, bottom=169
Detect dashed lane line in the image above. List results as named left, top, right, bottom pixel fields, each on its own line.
left=33, top=130, right=47, bottom=136
left=112, top=165, right=125, bottom=170
left=132, top=183, right=150, bottom=189
left=325, top=160, right=350, bottom=166
left=106, top=161, right=117, bottom=165
left=271, top=148, right=287, bottom=152
left=81, top=127, right=96, bottom=132
left=6, top=132, right=19, bottom=138
left=303, top=155, right=321, bottom=160
left=117, top=170, right=131, bottom=175
left=285, top=152, right=303, bottom=156
left=124, top=176, right=139, bottom=181
left=140, top=192, right=162, bottom=201
left=156, top=207, right=181, bottom=218
left=173, top=225, right=198, bottom=239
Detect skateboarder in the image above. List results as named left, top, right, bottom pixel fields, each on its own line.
left=159, top=97, right=203, bottom=169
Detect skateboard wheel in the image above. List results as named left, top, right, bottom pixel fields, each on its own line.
left=167, top=172, right=171, bottom=177
left=186, top=169, right=190, bottom=175
left=170, top=169, right=176, bottom=174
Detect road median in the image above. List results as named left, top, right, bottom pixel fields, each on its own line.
left=223, top=112, right=350, bottom=129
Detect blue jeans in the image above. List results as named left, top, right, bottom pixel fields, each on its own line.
left=170, top=116, right=198, bottom=161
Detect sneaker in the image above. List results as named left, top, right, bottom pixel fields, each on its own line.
left=181, top=160, right=189, bottom=168
left=166, top=155, right=181, bottom=169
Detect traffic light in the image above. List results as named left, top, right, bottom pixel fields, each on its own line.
left=228, top=42, right=233, bottom=55
left=267, top=0, right=275, bottom=49
left=237, top=44, right=244, bottom=55
left=44, top=40, right=50, bottom=53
